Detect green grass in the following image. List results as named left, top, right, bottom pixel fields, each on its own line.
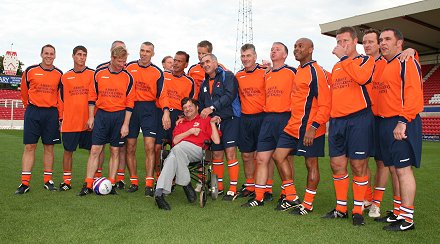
left=1, top=130, right=439, bottom=243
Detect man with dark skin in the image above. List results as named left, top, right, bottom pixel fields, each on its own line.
left=272, top=38, right=331, bottom=215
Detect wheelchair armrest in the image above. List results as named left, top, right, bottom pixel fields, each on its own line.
left=162, top=139, right=171, bottom=147
left=204, top=140, right=212, bottom=147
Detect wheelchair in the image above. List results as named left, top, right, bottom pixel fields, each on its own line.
left=159, top=139, right=219, bottom=208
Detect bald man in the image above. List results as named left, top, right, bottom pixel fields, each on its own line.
left=270, top=38, right=331, bottom=214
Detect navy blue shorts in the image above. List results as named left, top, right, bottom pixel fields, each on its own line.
left=238, top=113, right=264, bottom=153
left=378, top=115, right=422, bottom=168
left=257, top=112, right=290, bottom=152
left=23, top=105, right=61, bottom=145
left=62, top=131, right=92, bottom=151
left=277, top=132, right=325, bottom=157
left=92, top=109, right=126, bottom=147
left=127, top=101, right=158, bottom=139
left=371, top=116, right=383, bottom=161
left=211, top=116, right=240, bottom=151
left=156, top=109, right=182, bottom=144
left=328, top=108, right=374, bottom=159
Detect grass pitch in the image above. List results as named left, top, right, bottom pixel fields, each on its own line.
left=1, top=130, right=439, bottom=243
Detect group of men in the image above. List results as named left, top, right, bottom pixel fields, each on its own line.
left=15, top=25, right=423, bottom=232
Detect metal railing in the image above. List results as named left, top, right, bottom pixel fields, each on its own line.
left=0, top=99, right=25, bottom=129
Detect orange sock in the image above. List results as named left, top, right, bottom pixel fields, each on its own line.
left=117, top=169, right=125, bottom=182
left=43, top=170, right=52, bottom=183
left=130, top=175, right=138, bottom=186
left=108, top=177, right=116, bottom=185
left=352, top=175, right=369, bottom=214
left=282, top=180, right=297, bottom=201
left=94, top=168, right=103, bottom=178
left=21, top=171, right=31, bottom=186
left=333, top=174, right=349, bottom=213
left=400, top=205, right=414, bottom=223
left=85, top=177, right=94, bottom=189
left=393, top=196, right=401, bottom=216
left=266, top=179, right=273, bottom=193
left=227, top=159, right=239, bottom=193
left=302, top=188, right=317, bottom=210
left=212, top=159, right=224, bottom=191
left=372, top=187, right=385, bottom=207
left=364, top=184, right=373, bottom=202
left=245, top=178, right=255, bottom=192
left=255, top=184, right=266, bottom=201
left=63, top=171, right=72, bottom=185
left=145, top=176, right=154, bottom=188
left=280, top=186, right=286, bottom=196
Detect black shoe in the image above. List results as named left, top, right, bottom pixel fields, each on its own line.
left=222, top=191, right=237, bottom=201
left=183, top=183, right=196, bottom=203
left=275, top=194, right=286, bottom=209
left=127, top=184, right=139, bottom=193
left=237, top=184, right=246, bottom=192
left=78, top=184, right=92, bottom=196
left=241, top=198, right=264, bottom=208
left=44, top=180, right=57, bottom=191
left=321, top=209, right=348, bottom=219
left=171, top=184, right=176, bottom=192
left=145, top=186, right=154, bottom=197
left=374, top=211, right=398, bottom=223
left=383, top=220, right=415, bottom=231
left=264, top=192, right=273, bottom=202
left=236, top=188, right=255, bottom=198
left=352, top=213, right=365, bottom=226
left=15, top=184, right=30, bottom=194
left=109, top=185, right=118, bottom=195
left=290, top=205, right=313, bottom=215
left=59, top=183, right=72, bottom=191
left=274, top=197, right=301, bottom=211
left=116, top=180, right=125, bottom=190
left=155, top=194, right=171, bottom=210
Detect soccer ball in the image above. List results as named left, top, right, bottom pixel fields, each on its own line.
left=93, top=177, right=112, bottom=195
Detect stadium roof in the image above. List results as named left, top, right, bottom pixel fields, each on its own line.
left=320, top=0, right=440, bottom=56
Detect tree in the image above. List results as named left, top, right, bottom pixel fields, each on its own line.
left=0, top=55, right=24, bottom=76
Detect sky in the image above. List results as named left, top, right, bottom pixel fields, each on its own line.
left=1, top=0, right=421, bottom=73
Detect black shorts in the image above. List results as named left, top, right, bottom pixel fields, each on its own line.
left=92, top=109, right=126, bottom=147
left=328, top=109, right=374, bottom=159
left=238, top=113, right=263, bottom=153
left=62, top=131, right=92, bottom=151
left=277, top=132, right=325, bottom=157
left=156, top=109, right=182, bottom=144
left=23, top=104, right=61, bottom=145
left=379, top=116, right=422, bottom=168
left=127, top=101, right=158, bottom=139
left=211, top=116, right=240, bottom=151
left=256, top=112, right=290, bottom=152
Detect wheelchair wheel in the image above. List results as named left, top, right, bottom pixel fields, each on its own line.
left=210, top=174, right=219, bottom=200
left=199, top=186, right=208, bottom=208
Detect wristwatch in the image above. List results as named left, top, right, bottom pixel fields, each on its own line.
left=209, top=105, right=215, bottom=111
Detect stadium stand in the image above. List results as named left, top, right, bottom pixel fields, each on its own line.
left=0, top=89, right=21, bottom=100
left=424, top=65, right=440, bottom=105
left=422, top=116, right=440, bottom=141
left=422, top=64, right=435, bottom=77
left=0, top=90, right=25, bottom=124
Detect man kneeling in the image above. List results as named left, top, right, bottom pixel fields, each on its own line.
left=155, top=97, right=220, bottom=210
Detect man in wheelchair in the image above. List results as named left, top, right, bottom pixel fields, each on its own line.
left=155, top=97, right=221, bottom=210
